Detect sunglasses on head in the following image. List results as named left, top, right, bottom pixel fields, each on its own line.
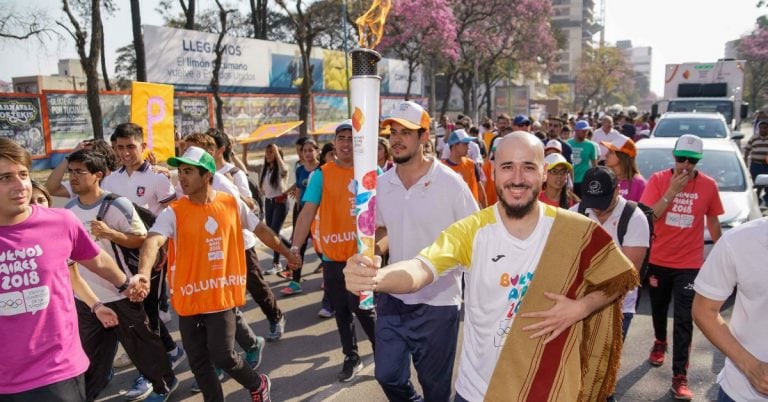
left=674, top=156, right=699, bottom=164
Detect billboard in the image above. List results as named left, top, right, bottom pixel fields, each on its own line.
left=0, top=96, right=46, bottom=157
left=143, top=25, right=421, bottom=95
left=221, top=95, right=301, bottom=138
left=45, top=93, right=130, bottom=150
left=174, top=95, right=211, bottom=137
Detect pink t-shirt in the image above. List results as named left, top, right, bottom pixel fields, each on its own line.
left=0, top=206, right=99, bottom=393
left=640, top=169, right=724, bottom=269
left=619, top=175, right=646, bottom=202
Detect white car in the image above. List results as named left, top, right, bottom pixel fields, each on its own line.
left=635, top=138, right=763, bottom=255
left=651, top=112, right=744, bottom=141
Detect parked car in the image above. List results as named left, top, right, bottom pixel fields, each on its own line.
left=651, top=112, right=744, bottom=142
left=635, top=138, right=762, bottom=255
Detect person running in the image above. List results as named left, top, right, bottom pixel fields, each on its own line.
left=290, top=122, right=377, bottom=382
left=0, top=137, right=146, bottom=402
left=63, top=149, right=178, bottom=402
left=344, top=132, right=638, bottom=401
left=137, top=146, right=299, bottom=402
left=375, top=101, right=478, bottom=401
left=640, top=134, right=724, bottom=400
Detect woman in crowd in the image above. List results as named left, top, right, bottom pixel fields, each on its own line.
left=601, top=138, right=646, bottom=201
left=30, top=180, right=53, bottom=207
left=539, top=153, right=579, bottom=208
left=319, top=142, right=335, bottom=165
left=378, top=138, right=394, bottom=171
left=280, top=139, right=320, bottom=295
left=260, top=143, right=293, bottom=275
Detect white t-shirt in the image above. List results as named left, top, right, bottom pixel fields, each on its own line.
left=694, top=217, right=768, bottom=402
left=65, top=193, right=146, bottom=303
left=592, top=128, right=628, bottom=160
left=151, top=191, right=259, bottom=238
left=571, top=198, right=649, bottom=313
left=376, top=158, right=478, bottom=306
left=260, top=164, right=287, bottom=199
left=417, top=204, right=556, bottom=400
left=217, top=162, right=252, bottom=199
left=101, top=161, right=176, bottom=215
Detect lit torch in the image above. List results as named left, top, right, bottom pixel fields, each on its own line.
left=351, top=0, right=391, bottom=310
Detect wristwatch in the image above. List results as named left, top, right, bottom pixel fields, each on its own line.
left=115, top=276, right=130, bottom=293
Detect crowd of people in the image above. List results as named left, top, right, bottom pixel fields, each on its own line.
left=0, top=100, right=766, bottom=402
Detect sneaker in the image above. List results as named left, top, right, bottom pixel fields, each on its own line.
left=190, top=369, right=224, bottom=394
left=337, top=354, right=363, bottom=382
left=167, top=345, right=186, bottom=369
left=280, top=281, right=303, bottom=296
left=264, top=263, right=283, bottom=275
left=267, top=315, right=286, bottom=341
left=125, top=375, right=152, bottom=401
left=113, top=352, right=133, bottom=368
left=276, top=270, right=293, bottom=280
left=144, top=377, right=178, bottom=402
left=317, top=307, right=334, bottom=318
left=245, top=336, right=266, bottom=369
left=648, top=339, right=667, bottom=366
left=670, top=374, right=693, bottom=400
left=249, top=374, right=272, bottom=402
left=107, top=367, right=115, bottom=382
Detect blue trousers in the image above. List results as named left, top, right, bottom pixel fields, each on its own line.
left=375, top=293, right=460, bottom=402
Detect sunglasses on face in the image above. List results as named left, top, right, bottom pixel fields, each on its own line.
left=674, top=156, right=699, bottom=164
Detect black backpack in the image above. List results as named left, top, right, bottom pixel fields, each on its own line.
left=96, top=193, right=165, bottom=275
left=579, top=200, right=654, bottom=280
left=227, top=166, right=264, bottom=218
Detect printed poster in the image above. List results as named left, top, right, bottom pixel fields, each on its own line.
left=0, top=96, right=46, bottom=157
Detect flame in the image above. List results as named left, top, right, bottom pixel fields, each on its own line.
left=355, top=0, right=392, bottom=49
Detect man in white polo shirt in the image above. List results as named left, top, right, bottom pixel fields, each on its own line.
left=592, top=115, right=627, bottom=163
left=99, top=122, right=183, bottom=400
left=375, top=101, right=479, bottom=402
left=101, top=123, right=176, bottom=215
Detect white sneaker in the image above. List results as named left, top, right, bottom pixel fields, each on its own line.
left=264, top=263, right=283, bottom=275
left=318, top=308, right=334, bottom=318
left=113, top=353, right=133, bottom=368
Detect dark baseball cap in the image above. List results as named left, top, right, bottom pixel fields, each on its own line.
left=513, top=115, right=531, bottom=126
left=580, top=166, right=617, bottom=210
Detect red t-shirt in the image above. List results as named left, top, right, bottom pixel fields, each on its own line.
left=640, top=169, right=724, bottom=269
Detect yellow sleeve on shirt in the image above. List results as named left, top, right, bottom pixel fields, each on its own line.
left=418, top=207, right=496, bottom=275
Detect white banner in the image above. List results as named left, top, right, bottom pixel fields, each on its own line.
left=143, top=25, right=422, bottom=95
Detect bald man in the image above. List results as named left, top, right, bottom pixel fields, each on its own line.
left=344, top=132, right=638, bottom=401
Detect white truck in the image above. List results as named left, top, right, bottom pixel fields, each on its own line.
left=653, top=60, right=749, bottom=131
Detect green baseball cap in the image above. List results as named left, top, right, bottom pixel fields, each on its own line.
left=168, top=146, right=216, bottom=175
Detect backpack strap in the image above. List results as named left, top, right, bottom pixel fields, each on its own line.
left=617, top=200, right=638, bottom=246
left=95, top=193, right=120, bottom=222
left=228, top=166, right=241, bottom=176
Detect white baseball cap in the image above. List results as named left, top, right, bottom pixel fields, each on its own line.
left=381, top=101, right=431, bottom=131
left=673, top=134, right=704, bottom=160
left=545, top=139, right=562, bottom=153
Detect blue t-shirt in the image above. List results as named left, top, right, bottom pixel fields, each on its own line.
left=295, top=164, right=316, bottom=208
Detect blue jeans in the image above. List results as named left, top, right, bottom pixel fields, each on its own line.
left=717, top=387, right=736, bottom=402
left=264, top=197, right=291, bottom=264
left=375, top=294, right=459, bottom=402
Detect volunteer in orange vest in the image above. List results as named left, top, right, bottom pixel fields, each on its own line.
left=443, top=129, right=487, bottom=208
left=290, top=121, right=377, bottom=383
left=137, top=146, right=299, bottom=402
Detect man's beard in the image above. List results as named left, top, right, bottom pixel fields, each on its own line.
left=393, top=147, right=418, bottom=164
left=496, top=182, right=539, bottom=219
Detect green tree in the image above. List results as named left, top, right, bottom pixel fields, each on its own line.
left=574, top=46, right=635, bottom=112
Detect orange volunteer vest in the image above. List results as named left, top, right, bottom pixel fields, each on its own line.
left=317, top=161, right=358, bottom=262
left=166, top=192, right=247, bottom=316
